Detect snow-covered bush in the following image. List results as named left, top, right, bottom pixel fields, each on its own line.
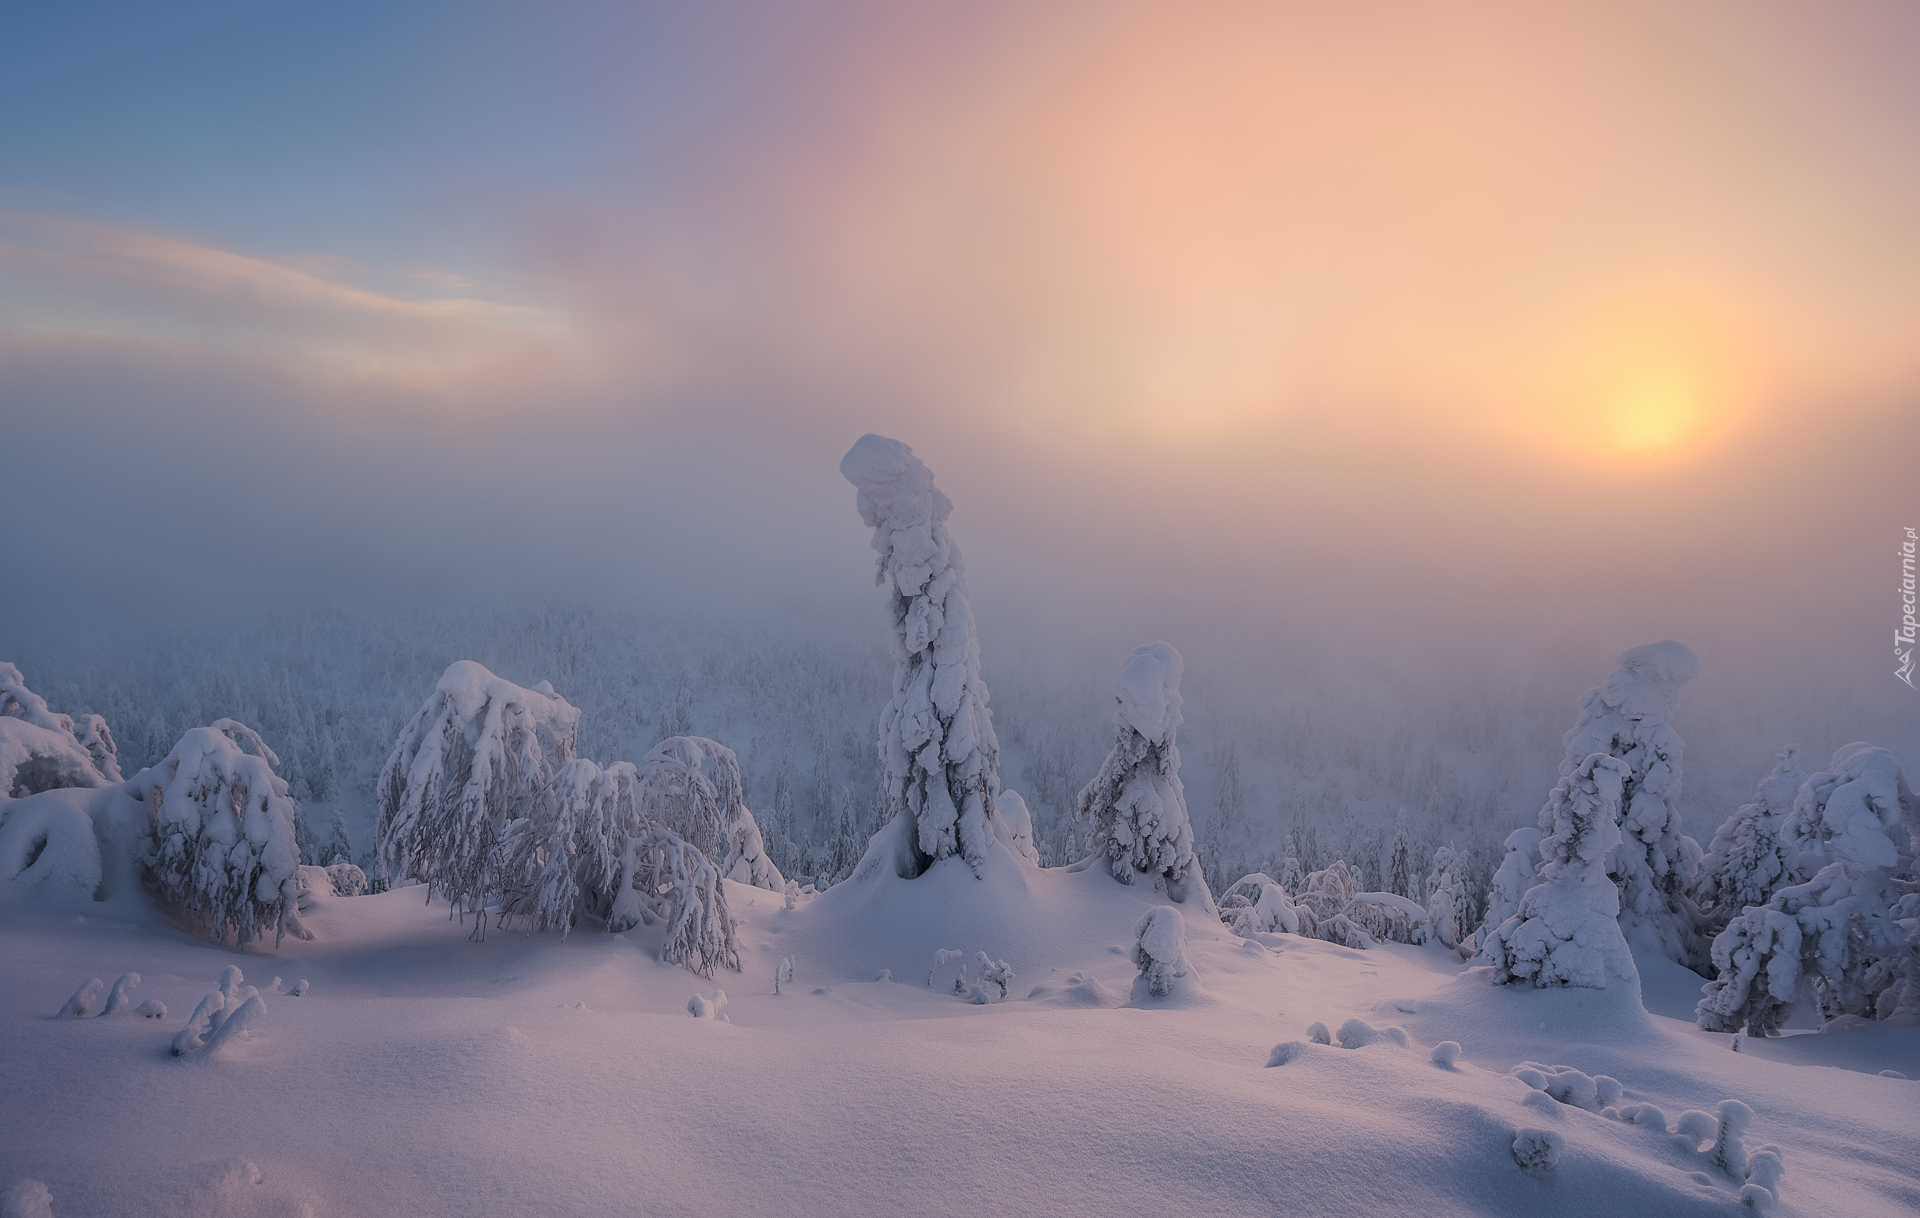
left=1132, top=905, right=1190, bottom=997
left=1345, top=891, right=1425, bottom=945
left=687, top=988, right=729, bottom=1021
left=1484, top=753, right=1638, bottom=989
left=58, top=977, right=105, bottom=1018
left=0, top=796, right=104, bottom=897
left=101, top=972, right=140, bottom=1015
left=1219, top=873, right=1302, bottom=938
left=1293, top=860, right=1374, bottom=947
left=1551, top=641, right=1704, bottom=966
left=325, top=861, right=367, bottom=896
left=1696, top=748, right=1806, bottom=931
left=1076, top=643, right=1213, bottom=911
left=993, top=789, right=1040, bottom=865
left=0, top=662, right=121, bottom=796
left=1511, top=1128, right=1562, bottom=1172
left=172, top=966, right=266, bottom=1056
left=968, top=953, right=1015, bottom=1003
left=377, top=660, right=579, bottom=923
left=1698, top=743, right=1918, bottom=1032
left=840, top=435, right=1007, bottom=878
left=137, top=720, right=307, bottom=947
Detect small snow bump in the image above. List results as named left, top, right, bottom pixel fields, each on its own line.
left=1266, top=1041, right=1313, bottom=1067
left=1430, top=1041, right=1461, bottom=1069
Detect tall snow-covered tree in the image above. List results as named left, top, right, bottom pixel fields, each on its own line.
left=1696, top=747, right=1807, bottom=932
left=840, top=434, right=1007, bottom=878
left=1075, top=644, right=1214, bottom=912
left=322, top=809, right=355, bottom=867
left=1549, top=640, right=1704, bottom=966
left=1485, top=753, right=1638, bottom=990
left=376, top=661, right=580, bottom=928
left=1388, top=811, right=1414, bottom=900
left=1698, top=743, right=1918, bottom=1033
left=137, top=720, right=308, bottom=947
left=0, top=662, right=122, bottom=796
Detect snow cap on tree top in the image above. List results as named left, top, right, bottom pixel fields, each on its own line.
left=1115, top=643, right=1183, bottom=744
left=1601, top=640, right=1699, bottom=722
left=841, top=434, right=953, bottom=529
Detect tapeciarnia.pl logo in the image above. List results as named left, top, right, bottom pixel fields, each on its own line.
left=1900, top=527, right=1917, bottom=689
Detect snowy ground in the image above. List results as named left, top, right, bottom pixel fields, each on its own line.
left=2, top=860, right=1915, bottom=1218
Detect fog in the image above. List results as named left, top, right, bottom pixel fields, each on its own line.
left=3, top=2, right=1917, bottom=896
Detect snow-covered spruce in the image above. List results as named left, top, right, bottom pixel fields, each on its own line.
left=1424, top=846, right=1460, bottom=948
left=377, top=661, right=579, bottom=930
left=1698, top=742, right=1918, bottom=1032
left=1076, top=644, right=1214, bottom=912
left=0, top=661, right=121, bottom=796
left=1293, top=860, right=1375, bottom=948
left=1551, top=641, right=1704, bottom=967
left=1476, top=827, right=1542, bottom=952
left=136, top=721, right=308, bottom=947
left=1696, top=747, right=1807, bottom=934
left=840, top=435, right=1007, bottom=879
left=1484, top=753, right=1638, bottom=989
left=1132, top=906, right=1190, bottom=997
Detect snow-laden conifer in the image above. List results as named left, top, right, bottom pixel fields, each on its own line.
left=1698, top=743, right=1918, bottom=1032
left=1485, top=753, right=1638, bottom=989
left=1696, top=748, right=1807, bottom=931
left=840, top=435, right=1005, bottom=877
left=1388, top=811, right=1414, bottom=900
left=137, top=720, right=308, bottom=946
left=0, top=662, right=121, bottom=796
left=376, top=661, right=579, bottom=926
left=1549, top=641, right=1703, bottom=965
left=1075, top=643, right=1213, bottom=912
left=1425, top=845, right=1460, bottom=948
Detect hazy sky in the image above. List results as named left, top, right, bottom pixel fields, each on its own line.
left=3, top=2, right=1917, bottom=718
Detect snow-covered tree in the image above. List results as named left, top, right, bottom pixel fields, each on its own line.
left=1425, top=845, right=1460, bottom=948
left=376, top=661, right=579, bottom=927
left=840, top=435, right=1008, bottom=878
left=1696, top=748, right=1807, bottom=932
left=322, top=808, right=355, bottom=867
left=491, top=753, right=743, bottom=975
left=1698, top=743, right=1918, bottom=1033
left=1475, top=827, right=1542, bottom=953
left=1075, top=643, right=1214, bottom=912
left=0, top=662, right=121, bottom=796
left=1485, top=753, right=1638, bottom=989
left=1548, top=641, right=1704, bottom=966
left=136, top=720, right=308, bottom=947
left=1218, top=873, right=1304, bottom=938
left=1132, top=906, right=1191, bottom=997
left=994, top=788, right=1040, bottom=864
left=1388, top=811, right=1414, bottom=899
left=632, top=736, right=783, bottom=892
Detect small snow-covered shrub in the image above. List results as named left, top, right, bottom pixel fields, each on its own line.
left=101, top=972, right=140, bottom=1015
left=1132, top=906, right=1190, bottom=997
left=0, top=797, right=103, bottom=898
left=1266, top=1041, right=1314, bottom=1066
left=139, top=721, right=306, bottom=946
left=1334, top=1019, right=1408, bottom=1049
left=172, top=967, right=267, bottom=1056
left=0, top=662, right=121, bottom=796
left=1218, top=873, right=1301, bottom=938
left=1484, top=753, right=1638, bottom=989
left=1430, top=1041, right=1461, bottom=1069
left=968, top=953, right=1015, bottom=1004
left=135, top=999, right=167, bottom=1019
left=688, top=988, right=729, bottom=1021
left=841, top=434, right=1007, bottom=878
left=58, top=977, right=105, bottom=1018
left=1511, top=1128, right=1562, bottom=1172
left=1077, top=644, right=1212, bottom=910
left=325, top=861, right=367, bottom=896
left=1306, top=1021, right=1331, bottom=1045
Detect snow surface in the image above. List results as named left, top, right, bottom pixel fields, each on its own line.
left=1, top=853, right=1915, bottom=1216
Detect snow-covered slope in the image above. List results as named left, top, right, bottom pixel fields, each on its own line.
left=1, top=861, right=1914, bottom=1217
